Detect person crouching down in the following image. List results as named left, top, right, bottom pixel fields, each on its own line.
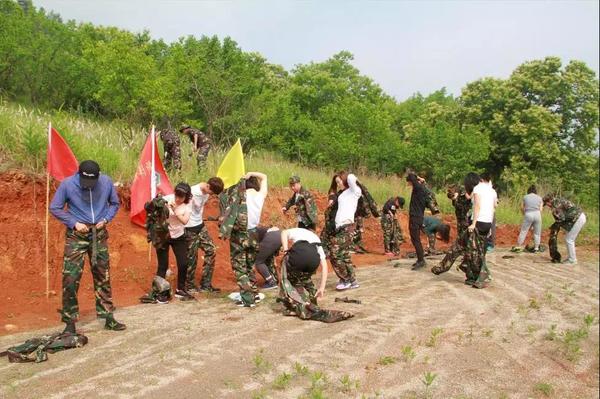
left=278, top=228, right=353, bottom=323
left=422, top=216, right=451, bottom=255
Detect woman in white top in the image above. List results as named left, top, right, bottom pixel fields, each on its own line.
left=328, top=171, right=362, bottom=291
left=155, top=182, right=193, bottom=301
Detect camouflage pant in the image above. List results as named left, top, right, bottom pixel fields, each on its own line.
left=352, top=216, right=365, bottom=248
left=549, top=223, right=561, bottom=262
left=320, top=228, right=333, bottom=258
left=329, top=224, right=355, bottom=283
left=421, top=228, right=436, bottom=252
left=163, top=142, right=181, bottom=170
left=432, top=228, right=467, bottom=275
left=61, top=228, right=115, bottom=323
left=196, top=144, right=211, bottom=167
left=230, top=228, right=259, bottom=305
left=381, top=214, right=403, bottom=254
left=185, top=225, right=216, bottom=290
left=278, top=256, right=353, bottom=323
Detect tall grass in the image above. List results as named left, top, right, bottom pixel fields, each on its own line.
left=0, top=99, right=597, bottom=239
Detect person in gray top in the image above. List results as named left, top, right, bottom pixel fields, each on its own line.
left=512, top=185, right=543, bottom=252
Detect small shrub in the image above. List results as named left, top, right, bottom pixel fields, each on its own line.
left=401, top=346, right=416, bottom=362
left=272, top=371, right=292, bottom=390
left=533, top=382, right=554, bottom=397
left=378, top=356, right=397, bottom=366
left=426, top=328, right=444, bottom=347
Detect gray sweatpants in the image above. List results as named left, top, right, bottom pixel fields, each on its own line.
left=566, top=213, right=586, bottom=262
left=517, top=211, right=542, bottom=248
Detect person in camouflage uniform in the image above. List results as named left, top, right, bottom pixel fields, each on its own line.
left=381, top=196, right=405, bottom=256
left=220, top=172, right=267, bottom=306
left=181, top=178, right=224, bottom=292
left=543, top=194, right=587, bottom=264
left=144, top=195, right=170, bottom=250
left=49, top=160, right=126, bottom=333
left=282, top=175, right=318, bottom=231
left=320, top=189, right=341, bottom=258
left=432, top=185, right=471, bottom=274
left=352, top=181, right=380, bottom=253
left=421, top=216, right=451, bottom=255
left=159, top=128, right=182, bottom=171
left=277, top=228, right=353, bottom=322
left=180, top=125, right=212, bottom=167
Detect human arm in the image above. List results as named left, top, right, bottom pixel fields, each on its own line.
left=280, top=229, right=290, bottom=252
left=49, top=182, right=79, bottom=229
left=347, top=174, right=361, bottom=196
left=97, top=182, right=120, bottom=228
left=193, top=134, right=198, bottom=151
left=468, top=193, right=480, bottom=231
left=316, top=258, right=328, bottom=299
left=245, top=172, right=268, bottom=195
left=282, top=194, right=295, bottom=213
left=169, top=202, right=191, bottom=225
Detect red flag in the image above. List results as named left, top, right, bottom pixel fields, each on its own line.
left=130, top=129, right=173, bottom=226
left=47, top=126, right=78, bottom=181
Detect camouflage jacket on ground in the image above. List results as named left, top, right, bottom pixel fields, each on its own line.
left=549, top=197, right=582, bottom=232
left=355, top=181, right=380, bottom=218
left=0, top=332, right=88, bottom=363
left=284, top=187, right=318, bottom=226
left=159, top=129, right=180, bottom=146
left=144, top=196, right=170, bottom=249
left=219, top=178, right=248, bottom=239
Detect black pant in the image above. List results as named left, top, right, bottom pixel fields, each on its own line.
left=409, top=216, right=425, bottom=262
left=156, top=235, right=188, bottom=291
left=298, top=221, right=316, bottom=231
left=476, top=221, right=492, bottom=255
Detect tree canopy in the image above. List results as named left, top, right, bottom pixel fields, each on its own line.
left=0, top=0, right=598, bottom=206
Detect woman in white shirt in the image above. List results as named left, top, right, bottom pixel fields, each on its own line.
left=329, top=172, right=362, bottom=291
left=155, top=182, right=193, bottom=301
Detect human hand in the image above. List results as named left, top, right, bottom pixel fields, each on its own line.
left=75, top=222, right=89, bottom=233
left=468, top=223, right=476, bottom=232
left=95, top=220, right=106, bottom=229
left=316, top=288, right=324, bottom=299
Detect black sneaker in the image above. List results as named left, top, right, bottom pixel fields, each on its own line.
left=199, top=285, right=221, bottom=293
left=411, top=260, right=426, bottom=270
left=186, top=285, right=199, bottom=293
left=104, top=317, right=126, bottom=331
left=175, top=289, right=196, bottom=301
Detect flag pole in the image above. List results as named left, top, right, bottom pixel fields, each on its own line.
left=149, top=125, right=156, bottom=263
left=45, top=122, right=51, bottom=299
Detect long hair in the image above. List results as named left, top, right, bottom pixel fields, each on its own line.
left=464, top=172, right=481, bottom=195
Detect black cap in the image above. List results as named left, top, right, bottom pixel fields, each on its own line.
left=79, top=160, right=100, bottom=189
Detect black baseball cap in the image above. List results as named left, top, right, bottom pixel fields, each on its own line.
left=79, top=160, right=100, bottom=189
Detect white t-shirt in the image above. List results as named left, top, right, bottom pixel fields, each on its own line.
left=167, top=203, right=189, bottom=239
left=473, top=182, right=497, bottom=223
left=246, top=190, right=266, bottom=230
left=187, top=184, right=209, bottom=227
left=335, top=174, right=362, bottom=229
left=287, top=228, right=326, bottom=260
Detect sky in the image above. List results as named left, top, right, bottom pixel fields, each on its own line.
left=35, top=0, right=599, bottom=101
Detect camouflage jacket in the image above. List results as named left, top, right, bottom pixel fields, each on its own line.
left=549, top=197, right=582, bottom=232
left=144, top=196, right=170, bottom=249
left=284, top=187, right=318, bottom=226
left=219, top=178, right=248, bottom=239
left=382, top=197, right=399, bottom=215
left=355, top=181, right=380, bottom=218
left=452, top=186, right=472, bottom=231
left=159, top=129, right=180, bottom=146
left=186, top=128, right=211, bottom=150
left=323, top=191, right=341, bottom=236
left=0, top=332, right=88, bottom=363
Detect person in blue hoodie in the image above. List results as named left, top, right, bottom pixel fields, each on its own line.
left=50, top=160, right=125, bottom=333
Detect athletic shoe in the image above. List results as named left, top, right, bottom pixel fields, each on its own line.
left=384, top=252, right=395, bottom=257
left=411, top=260, right=426, bottom=270
left=104, top=316, right=127, bottom=331
left=486, top=246, right=495, bottom=253
left=186, top=285, right=199, bottom=293
left=350, top=281, right=360, bottom=289
left=236, top=301, right=256, bottom=308
left=563, top=259, right=577, bottom=265
left=336, top=281, right=351, bottom=291
left=262, top=280, right=278, bottom=290
left=174, top=289, right=196, bottom=301
left=510, top=246, right=523, bottom=253
left=155, top=296, right=169, bottom=304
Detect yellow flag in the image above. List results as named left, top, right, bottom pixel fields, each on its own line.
left=217, top=138, right=245, bottom=189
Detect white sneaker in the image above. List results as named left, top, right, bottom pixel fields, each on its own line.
left=350, top=281, right=360, bottom=289
left=336, top=281, right=351, bottom=291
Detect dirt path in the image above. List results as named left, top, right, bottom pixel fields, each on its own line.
left=1, top=248, right=598, bottom=399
